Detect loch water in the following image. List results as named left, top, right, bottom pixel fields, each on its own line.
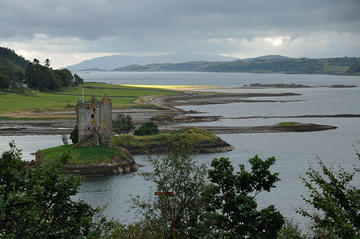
left=1, top=71, right=359, bottom=229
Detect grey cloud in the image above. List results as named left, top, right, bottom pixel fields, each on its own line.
left=1, top=0, right=359, bottom=39
left=0, top=0, right=359, bottom=61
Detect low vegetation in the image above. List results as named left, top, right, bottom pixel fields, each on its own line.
left=134, top=121, right=159, bottom=136
left=113, top=127, right=221, bottom=154
left=37, top=144, right=131, bottom=165
left=113, top=113, right=135, bottom=134
left=278, top=121, right=301, bottom=126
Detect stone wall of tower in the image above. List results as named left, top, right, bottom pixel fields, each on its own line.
left=76, top=95, right=112, bottom=146
left=99, top=95, right=112, bottom=146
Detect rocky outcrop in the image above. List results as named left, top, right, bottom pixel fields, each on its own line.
left=63, top=158, right=138, bottom=176
left=194, top=123, right=337, bottom=134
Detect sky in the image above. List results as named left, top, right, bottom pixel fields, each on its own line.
left=1, top=0, right=360, bottom=68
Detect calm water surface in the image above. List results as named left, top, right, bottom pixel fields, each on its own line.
left=1, top=72, right=359, bottom=229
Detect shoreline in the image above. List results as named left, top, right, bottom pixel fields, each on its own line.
left=0, top=90, right=346, bottom=136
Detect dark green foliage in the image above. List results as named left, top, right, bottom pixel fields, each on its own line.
left=0, top=66, right=24, bottom=91
left=0, top=142, right=113, bottom=238
left=25, top=63, right=75, bottom=90
left=70, top=124, right=79, bottom=144
left=134, top=121, right=159, bottom=136
left=297, top=158, right=360, bottom=239
left=132, top=146, right=207, bottom=239
left=44, top=58, right=50, bottom=68
left=277, top=220, right=307, bottom=239
left=113, top=114, right=135, bottom=134
left=73, top=74, right=84, bottom=86
left=0, top=47, right=29, bottom=72
left=202, top=156, right=284, bottom=238
left=0, top=71, right=10, bottom=90
left=55, top=68, right=73, bottom=87
left=347, top=61, right=360, bottom=74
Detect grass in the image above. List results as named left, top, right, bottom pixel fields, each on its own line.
left=0, top=83, right=177, bottom=116
left=278, top=122, right=301, bottom=126
left=37, top=144, right=131, bottom=165
left=113, top=127, right=218, bottom=148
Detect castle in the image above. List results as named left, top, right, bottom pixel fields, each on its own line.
left=76, top=95, right=112, bottom=146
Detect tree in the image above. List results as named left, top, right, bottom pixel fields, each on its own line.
left=0, top=141, right=116, bottom=238
left=70, top=124, right=79, bottom=144
left=33, top=58, right=40, bottom=64
left=134, top=121, right=159, bottom=136
left=0, top=72, right=10, bottom=90
left=113, top=114, right=135, bottom=134
left=132, top=145, right=207, bottom=239
left=202, top=156, right=284, bottom=238
left=297, top=156, right=360, bottom=239
left=73, top=74, right=84, bottom=86
left=45, top=58, right=50, bottom=68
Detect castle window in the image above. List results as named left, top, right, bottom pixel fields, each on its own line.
left=87, top=107, right=89, bottom=110
left=87, top=127, right=89, bottom=130
left=99, top=126, right=101, bottom=129
left=91, top=114, right=94, bottom=118
left=93, top=108, right=95, bottom=112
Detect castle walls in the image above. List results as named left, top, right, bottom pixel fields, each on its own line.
left=99, top=95, right=112, bottom=146
left=76, top=95, right=112, bottom=146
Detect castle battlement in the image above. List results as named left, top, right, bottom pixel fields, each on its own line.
left=76, top=95, right=112, bottom=146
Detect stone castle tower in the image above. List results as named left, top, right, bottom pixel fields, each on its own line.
left=76, top=95, right=112, bottom=146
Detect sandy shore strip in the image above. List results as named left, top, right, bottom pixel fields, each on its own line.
left=121, top=84, right=220, bottom=91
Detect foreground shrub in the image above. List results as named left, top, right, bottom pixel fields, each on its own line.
left=113, top=113, right=135, bottom=134
left=131, top=145, right=207, bottom=239
left=0, top=141, right=117, bottom=238
left=202, top=156, right=284, bottom=238
left=298, top=156, right=360, bottom=239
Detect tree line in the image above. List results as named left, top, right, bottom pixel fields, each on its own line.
left=1, top=141, right=359, bottom=238
left=24, top=58, right=83, bottom=91
left=0, top=47, right=84, bottom=92
left=0, top=58, right=84, bottom=92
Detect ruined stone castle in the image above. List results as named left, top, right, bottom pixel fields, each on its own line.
left=76, top=95, right=112, bottom=146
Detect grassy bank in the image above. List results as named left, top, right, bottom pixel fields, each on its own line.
left=0, top=83, right=177, bottom=117
left=37, top=144, right=131, bottom=165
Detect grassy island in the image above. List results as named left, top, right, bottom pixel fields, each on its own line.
left=36, top=128, right=233, bottom=175
left=36, top=144, right=137, bottom=176
left=37, top=144, right=131, bottom=165
left=113, top=127, right=233, bottom=154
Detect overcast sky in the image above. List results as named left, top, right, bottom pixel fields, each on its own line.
left=1, top=0, right=359, bottom=68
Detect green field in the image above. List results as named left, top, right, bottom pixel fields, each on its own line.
left=0, top=83, right=177, bottom=116
left=37, top=144, right=131, bottom=165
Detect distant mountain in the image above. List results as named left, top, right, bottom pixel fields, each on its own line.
left=0, top=47, right=30, bottom=72
left=116, top=56, right=360, bottom=75
left=66, top=54, right=237, bottom=71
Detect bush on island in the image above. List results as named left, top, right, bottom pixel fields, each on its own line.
left=134, top=121, right=159, bottom=136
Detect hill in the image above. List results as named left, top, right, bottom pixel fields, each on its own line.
left=116, top=56, right=360, bottom=75
left=0, top=47, right=30, bottom=72
left=66, top=54, right=236, bottom=71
